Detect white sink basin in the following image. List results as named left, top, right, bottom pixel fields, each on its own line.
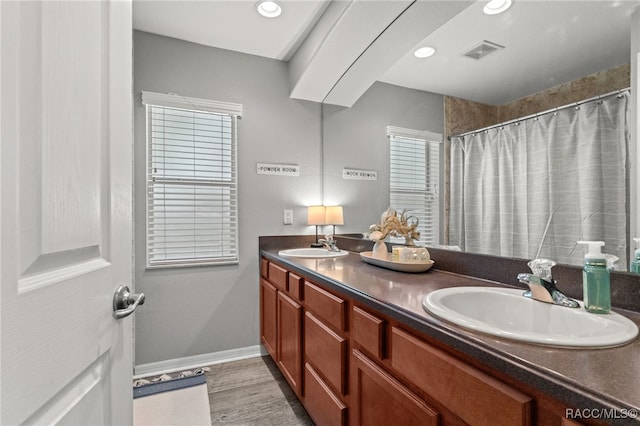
left=278, top=248, right=349, bottom=259
left=423, top=287, right=638, bottom=348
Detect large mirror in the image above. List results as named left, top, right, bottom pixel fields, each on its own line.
left=322, top=0, right=640, bottom=269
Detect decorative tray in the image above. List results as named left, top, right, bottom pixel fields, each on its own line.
left=360, top=251, right=434, bottom=273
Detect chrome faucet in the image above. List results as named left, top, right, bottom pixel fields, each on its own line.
left=318, top=235, right=340, bottom=252
left=517, top=259, right=579, bottom=308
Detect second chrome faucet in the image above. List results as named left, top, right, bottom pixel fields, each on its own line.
left=318, top=234, right=340, bottom=252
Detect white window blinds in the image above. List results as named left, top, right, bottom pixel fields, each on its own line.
left=142, top=91, right=242, bottom=268
left=388, top=126, right=441, bottom=245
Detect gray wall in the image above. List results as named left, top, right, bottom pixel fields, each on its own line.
left=133, top=31, right=322, bottom=365
left=133, top=31, right=445, bottom=366
left=322, top=82, right=444, bottom=236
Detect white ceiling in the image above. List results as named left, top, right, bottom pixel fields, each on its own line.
left=380, top=0, right=640, bottom=105
left=133, top=0, right=640, bottom=106
left=132, top=0, right=329, bottom=61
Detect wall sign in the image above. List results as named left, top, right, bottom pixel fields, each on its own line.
left=343, top=168, right=377, bottom=181
left=257, top=163, right=300, bottom=176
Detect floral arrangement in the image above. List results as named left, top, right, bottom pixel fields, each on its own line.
left=369, top=207, right=420, bottom=243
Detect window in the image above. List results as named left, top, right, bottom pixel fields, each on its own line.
left=142, top=91, right=242, bottom=268
left=388, top=126, right=441, bottom=245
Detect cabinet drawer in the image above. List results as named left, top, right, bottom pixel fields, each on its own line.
left=305, top=311, right=347, bottom=396
left=288, top=272, right=304, bottom=301
left=352, top=306, right=385, bottom=360
left=304, top=363, right=347, bottom=426
left=391, top=327, right=532, bottom=426
left=352, top=349, right=439, bottom=426
left=304, top=281, right=346, bottom=332
left=268, top=262, right=288, bottom=292
left=260, top=258, right=269, bottom=279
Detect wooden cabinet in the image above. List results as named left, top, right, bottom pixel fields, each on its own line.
left=349, top=305, right=530, bottom=425
left=268, top=262, right=288, bottom=292
left=259, top=261, right=303, bottom=396
left=260, top=257, right=599, bottom=426
left=351, top=349, right=439, bottom=426
left=304, top=363, right=348, bottom=426
left=390, top=327, right=532, bottom=426
left=277, top=291, right=302, bottom=394
left=305, top=281, right=347, bottom=332
left=352, top=306, right=385, bottom=360
left=305, top=311, right=348, bottom=396
left=259, top=278, right=277, bottom=359
left=288, top=271, right=304, bottom=301
left=303, top=280, right=349, bottom=425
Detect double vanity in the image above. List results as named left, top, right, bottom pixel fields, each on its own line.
left=259, top=236, right=640, bottom=425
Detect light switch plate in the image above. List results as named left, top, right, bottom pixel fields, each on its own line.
left=283, top=209, right=293, bottom=225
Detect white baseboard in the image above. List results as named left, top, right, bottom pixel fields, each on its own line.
left=134, top=345, right=268, bottom=379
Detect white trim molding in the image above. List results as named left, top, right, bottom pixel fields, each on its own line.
left=134, top=345, right=266, bottom=379
left=141, top=90, right=243, bottom=117
left=386, top=125, right=442, bottom=142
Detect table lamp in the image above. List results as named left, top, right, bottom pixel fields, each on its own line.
left=325, top=206, right=344, bottom=238
left=307, top=205, right=326, bottom=247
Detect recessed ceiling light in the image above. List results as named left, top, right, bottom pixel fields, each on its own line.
left=483, top=0, right=512, bottom=15
left=256, top=1, right=282, bottom=18
left=414, top=46, right=436, bottom=59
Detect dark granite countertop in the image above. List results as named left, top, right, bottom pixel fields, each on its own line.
left=260, top=236, right=640, bottom=425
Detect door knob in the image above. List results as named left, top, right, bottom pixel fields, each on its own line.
left=113, top=285, right=145, bottom=319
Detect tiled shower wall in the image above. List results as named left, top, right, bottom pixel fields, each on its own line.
left=444, top=63, right=630, bottom=137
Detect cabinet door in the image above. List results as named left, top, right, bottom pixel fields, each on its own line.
left=352, top=350, right=439, bottom=426
left=260, top=278, right=278, bottom=358
left=277, top=291, right=302, bottom=395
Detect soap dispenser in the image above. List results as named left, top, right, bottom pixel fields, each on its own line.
left=577, top=240, right=610, bottom=314
left=631, top=238, right=640, bottom=274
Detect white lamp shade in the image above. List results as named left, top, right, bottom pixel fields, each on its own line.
left=307, top=205, right=326, bottom=225
left=325, top=206, right=344, bottom=225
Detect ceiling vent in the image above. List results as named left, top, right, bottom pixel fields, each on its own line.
left=462, top=40, right=505, bottom=60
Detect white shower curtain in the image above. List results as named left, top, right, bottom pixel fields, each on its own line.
left=449, top=92, right=629, bottom=268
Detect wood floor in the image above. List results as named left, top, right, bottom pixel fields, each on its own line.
left=205, top=355, right=314, bottom=425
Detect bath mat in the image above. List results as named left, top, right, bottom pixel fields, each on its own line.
left=134, top=373, right=207, bottom=398
left=133, top=370, right=211, bottom=426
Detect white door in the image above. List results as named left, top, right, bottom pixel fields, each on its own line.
left=1, top=1, right=134, bottom=425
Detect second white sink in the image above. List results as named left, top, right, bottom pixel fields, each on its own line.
left=423, top=286, right=638, bottom=348
left=278, top=248, right=349, bottom=259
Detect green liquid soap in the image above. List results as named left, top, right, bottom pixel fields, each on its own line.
left=578, top=241, right=611, bottom=314
left=583, top=259, right=610, bottom=314
left=632, top=238, right=640, bottom=274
